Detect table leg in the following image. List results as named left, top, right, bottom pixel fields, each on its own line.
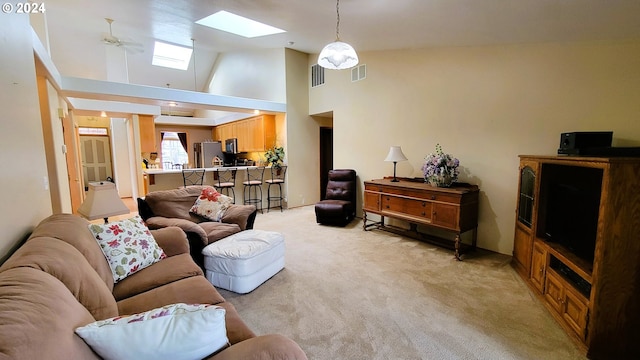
left=454, top=233, right=461, bottom=261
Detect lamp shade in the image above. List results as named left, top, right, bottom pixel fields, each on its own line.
left=318, top=41, right=359, bottom=70
left=384, top=146, right=408, bottom=162
left=77, top=182, right=129, bottom=221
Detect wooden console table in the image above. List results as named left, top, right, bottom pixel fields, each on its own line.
left=363, top=178, right=479, bottom=260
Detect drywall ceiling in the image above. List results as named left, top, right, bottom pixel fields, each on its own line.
left=42, top=0, right=640, bottom=119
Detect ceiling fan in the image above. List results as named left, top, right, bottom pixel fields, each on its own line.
left=102, top=18, right=144, bottom=53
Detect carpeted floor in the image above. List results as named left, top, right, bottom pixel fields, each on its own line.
left=218, top=206, right=587, bottom=360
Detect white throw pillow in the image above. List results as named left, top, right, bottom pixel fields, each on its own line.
left=75, top=303, right=228, bottom=360
left=190, top=186, right=233, bottom=222
left=88, top=215, right=166, bottom=282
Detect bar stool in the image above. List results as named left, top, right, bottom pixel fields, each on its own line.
left=242, top=167, right=265, bottom=213
left=265, top=165, right=287, bottom=212
left=182, top=169, right=205, bottom=187
left=213, top=168, right=237, bottom=203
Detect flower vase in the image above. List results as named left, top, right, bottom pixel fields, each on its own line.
left=426, top=174, right=453, bottom=187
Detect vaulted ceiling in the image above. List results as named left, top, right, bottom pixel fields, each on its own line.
left=43, top=0, right=640, bottom=118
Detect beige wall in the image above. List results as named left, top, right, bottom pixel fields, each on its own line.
left=206, top=48, right=286, bottom=102
left=284, top=49, right=323, bottom=207
left=0, top=15, right=52, bottom=261
left=310, top=40, right=640, bottom=255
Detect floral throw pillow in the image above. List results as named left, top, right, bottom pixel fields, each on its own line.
left=88, top=215, right=166, bottom=283
left=75, top=303, right=228, bottom=360
left=190, top=186, right=233, bottom=222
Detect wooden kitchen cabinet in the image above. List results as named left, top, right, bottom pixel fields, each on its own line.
left=214, top=123, right=236, bottom=143
left=139, top=115, right=156, bottom=153
left=213, top=115, right=275, bottom=152
left=363, top=178, right=479, bottom=260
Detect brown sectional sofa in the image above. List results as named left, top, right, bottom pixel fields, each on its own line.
left=138, top=186, right=258, bottom=269
left=0, top=213, right=307, bottom=359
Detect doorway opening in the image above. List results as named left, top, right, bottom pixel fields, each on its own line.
left=319, top=127, right=333, bottom=200
left=79, top=128, right=114, bottom=191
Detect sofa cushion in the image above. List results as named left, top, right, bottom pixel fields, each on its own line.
left=112, top=253, right=203, bottom=301
left=88, top=215, right=167, bottom=283
left=28, top=213, right=115, bottom=291
left=190, top=186, right=233, bottom=222
left=199, top=222, right=242, bottom=243
left=117, top=276, right=226, bottom=316
left=76, top=303, right=228, bottom=360
left=143, top=186, right=206, bottom=221
left=0, top=237, right=118, bottom=320
left=0, top=267, right=100, bottom=359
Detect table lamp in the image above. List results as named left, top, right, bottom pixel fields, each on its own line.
left=77, top=181, right=129, bottom=223
left=384, top=146, right=408, bottom=182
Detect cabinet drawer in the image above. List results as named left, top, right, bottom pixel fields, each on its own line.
left=381, top=195, right=432, bottom=220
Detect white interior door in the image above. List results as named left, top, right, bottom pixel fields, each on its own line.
left=81, top=135, right=113, bottom=188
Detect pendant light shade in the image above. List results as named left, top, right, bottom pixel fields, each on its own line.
left=318, top=41, right=359, bottom=69
left=318, top=0, right=358, bottom=70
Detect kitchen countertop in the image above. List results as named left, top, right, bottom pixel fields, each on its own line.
left=144, top=166, right=271, bottom=175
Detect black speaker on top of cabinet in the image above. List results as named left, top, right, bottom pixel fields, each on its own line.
left=557, top=131, right=613, bottom=155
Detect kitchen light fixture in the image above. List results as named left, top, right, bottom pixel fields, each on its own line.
left=100, top=111, right=107, bottom=118
left=162, top=131, right=180, bottom=141
left=318, top=0, right=358, bottom=70
left=384, top=146, right=408, bottom=182
left=77, top=182, right=129, bottom=224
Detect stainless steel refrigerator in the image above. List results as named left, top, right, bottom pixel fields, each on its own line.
left=193, top=141, right=224, bottom=168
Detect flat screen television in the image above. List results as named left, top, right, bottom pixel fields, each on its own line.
left=539, top=164, right=603, bottom=264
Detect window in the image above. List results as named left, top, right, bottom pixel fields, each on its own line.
left=161, top=132, right=189, bottom=167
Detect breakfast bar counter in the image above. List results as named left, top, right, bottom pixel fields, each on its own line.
left=142, top=166, right=276, bottom=204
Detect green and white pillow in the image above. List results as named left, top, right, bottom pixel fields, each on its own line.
left=75, top=303, right=228, bottom=360
left=88, top=215, right=166, bottom=282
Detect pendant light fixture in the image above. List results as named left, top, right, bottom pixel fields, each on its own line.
left=318, top=0, right=359, bottom=70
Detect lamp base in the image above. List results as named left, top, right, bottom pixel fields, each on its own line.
left=390, top=178, right=400, bottom=182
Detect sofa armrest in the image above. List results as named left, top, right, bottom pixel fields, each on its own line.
left=207, top=334, right=308, bottom=360
left=150, top=227, right=189, bottom=257
left=145, top=216, right=208, bottom=245
left=221, top=205, right=257, bottom=231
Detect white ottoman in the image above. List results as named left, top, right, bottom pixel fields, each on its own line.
left=202, top=230, right=285, bottom=294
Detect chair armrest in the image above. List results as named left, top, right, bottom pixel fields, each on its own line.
left=206, top=334, right=308, bottom=360
left=145, top=216, right=208, bottom=245
left=221, top=205, right=257, bottom=230
left=150, top=226, right=189, bottom=257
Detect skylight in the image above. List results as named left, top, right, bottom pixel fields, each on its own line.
left=196, top=11, right=286, bottom=38
left=152, top=41, right=193, bottom=70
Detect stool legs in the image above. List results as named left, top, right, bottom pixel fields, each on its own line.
left=267, top=183, right=284, bottom=212
left=244, top=184, right=263, bottom=213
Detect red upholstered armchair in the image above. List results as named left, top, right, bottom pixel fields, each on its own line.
left=314, top=169, right=357, bottom=226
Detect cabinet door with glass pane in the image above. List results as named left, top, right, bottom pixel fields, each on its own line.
left=512, top=159, right=539, bottom=276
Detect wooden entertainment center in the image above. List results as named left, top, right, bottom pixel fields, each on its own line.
left=512, top=155, right=640, bottom=359
left=363, top=178, right=479, bottom=260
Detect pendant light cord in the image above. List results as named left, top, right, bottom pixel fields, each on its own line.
left=336, top=0, right=341, bottom=41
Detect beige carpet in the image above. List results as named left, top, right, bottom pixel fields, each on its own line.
left=218, top=206, right=586, bottom=360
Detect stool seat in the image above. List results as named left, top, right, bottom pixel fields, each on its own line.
left=213, top=168, right=237, bottom=203
left=243, top=167, right=265, bottom=213
left=202, top=230, right=285, bottom=294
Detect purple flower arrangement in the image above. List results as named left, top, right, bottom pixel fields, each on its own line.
left=421, top=144, right=460, bottom=187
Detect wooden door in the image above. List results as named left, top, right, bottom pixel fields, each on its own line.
left=80, top=135, right=113, bottom=188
